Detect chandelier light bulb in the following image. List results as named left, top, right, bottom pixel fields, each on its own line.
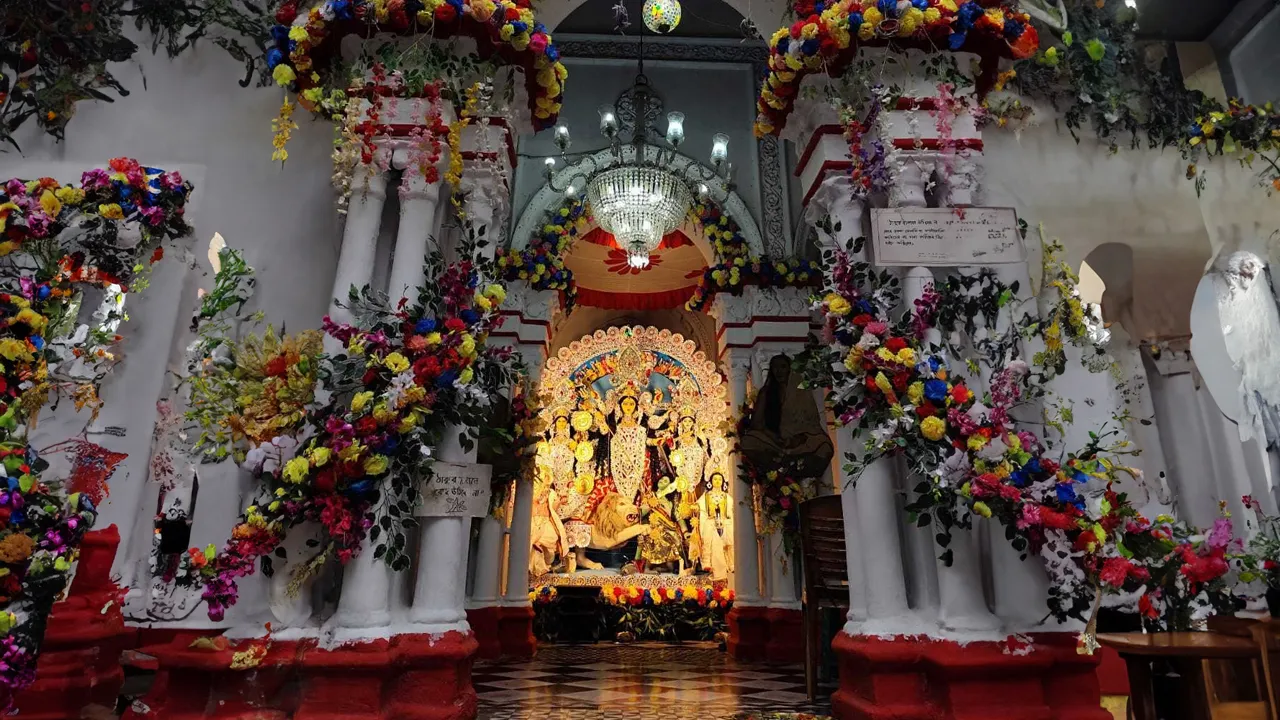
left=1124, top=0, right=1136, bottom=6
left=665, top=111, right=685, bottom=147
left=554, top=124, right=571, bottom=151
left=697, top=183, right=709, bottom=200
left=599, top=105, right=619, bottom=137
left=710, top=133, right=729, bottom=165
left=642, top=0, right=682, bottom=33
left=566, top=185, right=576, bottom=197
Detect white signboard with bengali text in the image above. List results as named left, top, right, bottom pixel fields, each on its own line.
left=416, top=462, right=493, bottom=517
left=870, top=207, right=1024, bottom=267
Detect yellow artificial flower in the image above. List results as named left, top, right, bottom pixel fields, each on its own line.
left=15, top=308, right=46, bottom=331
left=973, top=501, right=992, bottom=518
left=459, top=366, right=474, bottom=384
left=339, top=442, right=364, bottom=463
left=384, top=352, right=409, bottom=374
left=475, top=295, right=493, bottom=312
left=273, top=65, right=297, bottom=86
left=458, top=334, right=477, bottom=358
left=351, top=391, right=374, bottom=413
left=825, top=293, right=852, bottom=316
left=844, top=348, right=863, bottom=372
left=920, top=416, right=946, bottom=441
left=862, top=6, right=882, bottom=25
left=923, top=7, right=941, bottom=23
left=875, top=347, right=896, bottom=363
left=309, top=446, right=332, bottom=467
left=373, top=404, right=398, bottom=425
left=800, top=22, right=819, bottom=40
left=938, top=0, right=957, bottom=11
left=967, top=434, right=988, bottom=451
left=0, top=339, right=31, bottom=361
left=874, top=372, right=894, bottom=396
left=39, top=190, right=61, bottom=218
left=283, top=456, right=310, bottom=484
left=54, top=186, right=84, bottom=205
left=98, top=203, right=125, bottom=220
left=425, top=332, right=442, bottom=346
left=858, top=22, right=875, bottom=40
left=363, top=454, right=389, bottom=475
left=348, top=337, right=366, bottom=356
left=907, top=382, right=924, bottom=405
left=897, top=348, right=916, bottom=366
left=484, top=284, right=506, bottom=303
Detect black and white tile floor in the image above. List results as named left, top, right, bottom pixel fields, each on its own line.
left=474, top=643, right=834, bottom=720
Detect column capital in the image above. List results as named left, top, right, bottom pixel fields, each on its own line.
left=350, top=165, right=391, bottom=202
left=888, top=153, right=935, bottom=208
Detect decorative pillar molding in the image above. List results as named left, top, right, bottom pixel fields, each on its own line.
left=326, top=167, right=390, bottom=354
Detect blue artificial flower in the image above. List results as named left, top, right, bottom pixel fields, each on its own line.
left=928, top=356, right=942, bottom=372
left=415, top=318, right=436, bottom=333
left=437, top=369, right=459, bottom=387
left=119, top=186, right=133, bottom=198
left=957, top=2, right=981, bottom=26
left=380, top=435, right=399, bottom=454
left=948, top=32, right=967, bottom=50
left=546, top=46, right=560, bottom=62
left=467, top=273, right=479, bottom=289
left=801, top=38, right=819, bottom=54
left=1024, top=457, right=1041, bottom=475
left=1055, top=482, right=1077, bottom=505
left=776, top=36, right=789, bottom=53
left=267, top=48, right=285, bottom=69
left=1187, top=123, right=1203, bottom=136
left=1071, top=469, right=1089, bottom=484
left=534, top=22, right=546, bottom=33
left=120, top=201, right=137, bottom=216
left=1003, top=18, right=1024, bottom=39
left=1010, top=469, right=1029, bottom=487
left=10, top=510, right=23, bottom=525
left=447, top=0, right=463, bottom=9
left=288, top=40, right=298, bottom=52
left=814, top=1, right=825, bottom=13
left=911, top=0, right=928, bottom=8
left=849, top=11, right=862, bottom=26
left=332, top=0, right=353, bottom=20
left=406, top=0, right=424, bottom=12
left=29, top=336, right=43, bottom=351
left=347, top=480, right=373, bottom=496
left=460, top=309, right=480, bottom=324
left=855, top=298, right=875, bottom=314
left=878, top=0, right=897, bottom=16
left=36, top=285, right=50, bottom=300
left=270, top=25, right=290, bottom=44
left=80, top=495, right=96, bottom=513
left=924, top=379, right=948, bottom=403
left=5, top=477, right=16, bottom=492
left=510, top=20, right=528, bottom=33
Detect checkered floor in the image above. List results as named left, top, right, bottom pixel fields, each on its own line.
left=474, top=643, right=834, bottom=720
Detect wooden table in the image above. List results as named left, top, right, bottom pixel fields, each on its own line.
left=1098, top=632, right=1261, bottom=720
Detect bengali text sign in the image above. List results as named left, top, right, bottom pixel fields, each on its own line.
left=871, top=207, right=1024, bottom=266
left=417, top=462, right=492, bottom=517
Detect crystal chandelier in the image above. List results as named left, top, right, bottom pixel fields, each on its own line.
left=538, top=38, right=733, bottom=267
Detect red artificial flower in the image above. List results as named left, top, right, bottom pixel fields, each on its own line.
left=1265, top=560, right=1278, bottom=571
left=264, top=355, right=288, bottom=378
left=1099, top=557, right=1134, bottom=589
left=865, top=376, right=880, bottom=393
left=950, top=384, right=970, bottom=404
left=434, top=2, right=456, bottom=20
left=150, top=246, right=165, bottom=264
left=1073, top=529, right=1097, bottom=552
left=362, top=367, right=379, bottom=386
left=1039, top=506, right=1076, bottom=531
left=314, top=468, right=336, bottom=493
left=354, top=416, right=378, bottom=436
left=1179, top=546, right=1229, bottom=586
left=444, top=317, right=465, bottom=332
left=915, top=402, right=937, bottom=418
left=851, top=313, right=873, bottom=327
left=884, top=337, right=908, bottom=353
left=891, top=372, right=910, bottom=391
left=275, top=1, right=298, bottom=24
left=1138, top=593, right=1159, bottom=619
left=504, top=6, right=520, bottom=20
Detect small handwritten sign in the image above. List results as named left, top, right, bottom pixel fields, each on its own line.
left=417, top=462, right=493, bottom=517
left=871, top=207, right=1024, bottom=267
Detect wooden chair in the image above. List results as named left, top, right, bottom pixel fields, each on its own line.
left=799, top=495, right=849, bottom=702
left=1251, top=620, right=1280, bottom=720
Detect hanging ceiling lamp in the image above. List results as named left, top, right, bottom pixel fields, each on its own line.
left=642, top=0, right=682, bottom=33
left=539, top=33, right=733, bottom=267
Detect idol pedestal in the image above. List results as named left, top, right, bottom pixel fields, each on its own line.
left=123, top=632, right=478, bottom=720
left=831, top=632, right=1110, bottom=720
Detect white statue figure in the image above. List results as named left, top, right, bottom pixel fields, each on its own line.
left=698, top=470, right=734, bottom=581
left=1196, top=250, right=1280, bottom=446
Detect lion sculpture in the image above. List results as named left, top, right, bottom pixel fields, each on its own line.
left=567, top=492, right=648, bottom=572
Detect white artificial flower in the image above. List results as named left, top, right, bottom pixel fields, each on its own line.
left=385, top=371, right=417, bottom=411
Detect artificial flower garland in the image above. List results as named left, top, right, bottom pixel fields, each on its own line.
left=189, top=245, right=519, bottom=621
left=0, top=159, right=193, bottom=705
left=754, top=0, right=1038, bottom=135
left=267, top=0, right=567, bottom=128
left=495, top=194, right=585, bottom=305
left=799, top=246, right=1235, bottom=635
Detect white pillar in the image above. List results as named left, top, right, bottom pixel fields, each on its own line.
left=410, top=425, right=473, bottom=629
left=852, top=455, right=912, bottom=633
left=326, top=167, right=389, bottom=352
left=387, top=164, right=442, bottom=302
left=903, top=265, right=1000, bottom=633
left=766, top=533, right=801, bottom=609
left=834, top=426, right=868, bottom=626
left=330, top=167, right=393, bottom=634
left=725, top=351, right=763, bottom=604
left=468, top=514, right=504, bottom=609
left=502, top=343, right=544, bottom=606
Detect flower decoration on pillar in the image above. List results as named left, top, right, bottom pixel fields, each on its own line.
left=0, top=159, right=193, bottom=706
left=187, top=240, right=521, bottom=621
left=796, top=244, right=1238, bottom=639
left=754, top=0, right=1037, bottom=136
left=267, top=0, right=567, bottom=128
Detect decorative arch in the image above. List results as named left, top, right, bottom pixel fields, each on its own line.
left=534, top=0, right=786, bottom=39
left=511, top=145, right=766, bottom=258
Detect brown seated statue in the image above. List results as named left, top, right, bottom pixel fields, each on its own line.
left=740, top=354, right=834, bottom=480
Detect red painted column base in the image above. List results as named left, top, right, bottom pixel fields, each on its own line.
left=14, top=525, right=130, bottom=719
left=765, top=608, right=804, bottom=664
left=466, top=606, right=502, bottom=660
left=496, top=605, right=536, bottom=659
left=832, top=631, right=1110, bottom=720
left=726, top=605, right=769, bottom=661
left=123, top=631, right=478, bottom=720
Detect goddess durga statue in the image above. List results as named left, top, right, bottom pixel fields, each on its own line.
left=592, top=345, right=663, bottom=505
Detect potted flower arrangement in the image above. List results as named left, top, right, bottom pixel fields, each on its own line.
left=1239, top=494, right=1280, bottom=617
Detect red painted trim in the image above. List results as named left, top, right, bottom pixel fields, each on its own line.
left=894, top=97, right=940, bottom=111
left=795, top=124, right=844, bottom=176
left=892, top=137, right=984, bottom=151
left=800, top=159, right=855, bottom=206
left=575, top=286, right=696, bottom=310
